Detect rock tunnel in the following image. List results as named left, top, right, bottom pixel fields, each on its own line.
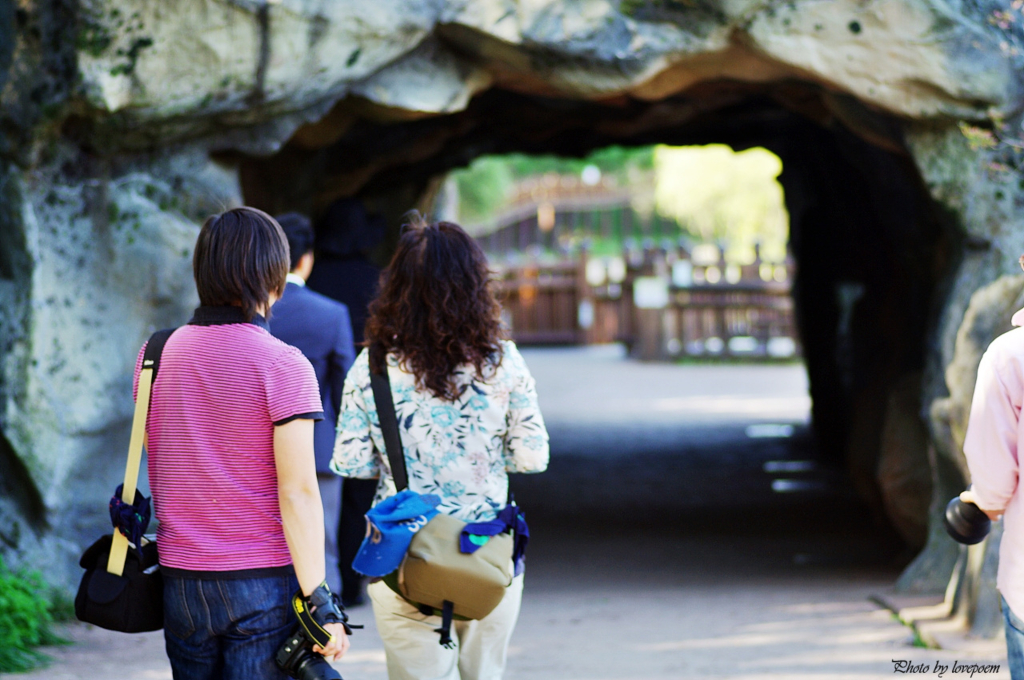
left=2, top=2, right=1024, bottom=635
left=232, top=82, right=957, bottom=552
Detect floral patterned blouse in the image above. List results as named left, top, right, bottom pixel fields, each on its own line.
left=331, top=340, right=549, bottom=522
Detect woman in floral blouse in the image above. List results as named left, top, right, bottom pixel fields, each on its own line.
left=331, top=217, right=549, bottom=680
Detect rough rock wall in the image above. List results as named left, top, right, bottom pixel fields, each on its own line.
left=0, top=146, right=238, bottom=582
left=903, top=273, right=1024, bottom=632
left=71, top=0, right=1012, bottom=139
left=893, top=123, right=1024, bottom=603
left=1, top=0, right=1023, bottom=602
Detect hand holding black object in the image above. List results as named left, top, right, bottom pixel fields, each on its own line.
left=307, top=582, right=356, bottom=636
left=944, top=495, right=992, bottom=545
left=276, top=582, right=359, bottom=678
left=291, top=582, right=360, bottom=660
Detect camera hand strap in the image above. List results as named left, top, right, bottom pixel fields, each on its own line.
left=369, top=345, right=409, bottom=492
left=106, top=328, right=175, bottom=577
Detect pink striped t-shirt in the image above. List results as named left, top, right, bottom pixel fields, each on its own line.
left=133, top=307, right=322, bottom=573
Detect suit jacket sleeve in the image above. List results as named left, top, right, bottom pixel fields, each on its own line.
left=329, top=304, right=356, bottom=418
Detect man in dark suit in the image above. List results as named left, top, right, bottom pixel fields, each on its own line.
left=270, top=212, right=355, bottom=595
left=307, top=198, right=384, bottom=607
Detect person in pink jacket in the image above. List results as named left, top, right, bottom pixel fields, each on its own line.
left=962, top=270, right=1024, bottom=680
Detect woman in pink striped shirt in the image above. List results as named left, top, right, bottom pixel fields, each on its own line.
left=136, top=208, right=349, bottom=679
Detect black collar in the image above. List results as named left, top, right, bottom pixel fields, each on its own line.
left=188, top=305, right=269, bottom=331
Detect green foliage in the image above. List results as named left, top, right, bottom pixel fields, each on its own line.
left=503, top=145, right=654, bottom=179
left=455, top=156, right=514, bottom=223
left=0, top=557, right=67, bottom=673
left=453, top=144, right=788, bottom=262
left=452, top=146, right=655, bottom=221
left=959, top=122, right=999, bottom=150
left=76, top=20, right=114, bottom=57
left=620, top=0, right=645, bottom=14
left=654, top=144, right=789, bottom=263
left=47, top=588, right=76, bottom=624
left=619, top=0, right=689, bottom=17
left=585, top=236, right=630, bottom=257
left=888, top=612, right=930, bottom=648
left=110, top=37, right=154, bottom=77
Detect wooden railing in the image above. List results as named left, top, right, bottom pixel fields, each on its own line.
left=491, top=262, right=584, bottom=345
left=490, top=248, right=800, bottom=360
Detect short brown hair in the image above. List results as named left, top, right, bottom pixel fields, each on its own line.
left=365, top=216, right=505, bottom=401
left=193, top=207, right=289, bottom=322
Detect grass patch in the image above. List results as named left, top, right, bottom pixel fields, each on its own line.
left=0, top=557, right=70, bottom=673
left=887, top=612, right=930, bottom=648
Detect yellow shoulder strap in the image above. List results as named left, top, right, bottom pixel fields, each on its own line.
left=106, top=358, right=155, bottom=577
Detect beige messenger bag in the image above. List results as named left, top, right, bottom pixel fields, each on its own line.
left=398, top=513, right=513, bottom=620
left=369, top=347, right=527, bottom=646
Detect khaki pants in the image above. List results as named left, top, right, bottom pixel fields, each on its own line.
left=367, top=574, right=524, bottom=680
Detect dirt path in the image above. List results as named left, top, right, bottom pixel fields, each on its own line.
left=16, top=529, right=1009, bottom=680
left=10, top=348, right=1010, bottom=679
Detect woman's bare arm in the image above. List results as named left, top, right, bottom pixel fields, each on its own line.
left=274, top=418, right=349, bottom=659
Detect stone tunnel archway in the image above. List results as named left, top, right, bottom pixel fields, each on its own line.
left=2, top=3, right=1022, bottom=631
left=231, top=83, right=960, bottom=556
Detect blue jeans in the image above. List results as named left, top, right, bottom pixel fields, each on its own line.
left=1004, top=595, right=1024, bottom=680
left=163, top=572, right=298, bottom=680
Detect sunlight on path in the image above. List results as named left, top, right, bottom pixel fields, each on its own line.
left=521, top=344, right=810, bottom=426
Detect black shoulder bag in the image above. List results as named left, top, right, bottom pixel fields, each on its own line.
left=75, top=329, right=174, bottom=633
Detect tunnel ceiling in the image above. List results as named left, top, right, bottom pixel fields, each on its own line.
left=232, top=79, right=908, bottom=218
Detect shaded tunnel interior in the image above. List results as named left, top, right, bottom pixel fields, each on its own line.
left=233, top=81, right=963, bottom=553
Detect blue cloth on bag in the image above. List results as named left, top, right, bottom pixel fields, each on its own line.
left=352, top=490, right=441, bottom=577
left=109, top=483, right=151, bottom=557
left=460, top=504, right=530, bottom=576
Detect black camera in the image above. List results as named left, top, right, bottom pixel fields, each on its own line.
left=943, top=496, right=992, bottom=545
left=275, top=626, right=343, bottom=680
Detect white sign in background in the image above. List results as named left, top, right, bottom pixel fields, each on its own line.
left=633, top=277, right=670, bottom=309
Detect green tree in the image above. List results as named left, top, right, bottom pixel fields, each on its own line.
left=654, top=145, right=789, bottom=263
left=452, top=146, right=655, bottom=221
left=454, top=156, right=514, bottom=223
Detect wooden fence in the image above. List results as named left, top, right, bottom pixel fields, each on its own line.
left=490, top=247, right=799, bottom=360
left=470, top=177, right=798, bottom=360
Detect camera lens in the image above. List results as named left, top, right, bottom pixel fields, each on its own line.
left=276, top=629, right=343, bottom=680
left=943, top=497, right=991, bottom=545
left=291, top=653, right=343, bottom=680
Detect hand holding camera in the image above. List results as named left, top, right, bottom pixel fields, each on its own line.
left=276, top=582, right=357, bottom=680
left=944, top=489, right=1001, bottom=545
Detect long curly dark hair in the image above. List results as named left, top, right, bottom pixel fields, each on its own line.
left=365, top=217, right=505, bottom=401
